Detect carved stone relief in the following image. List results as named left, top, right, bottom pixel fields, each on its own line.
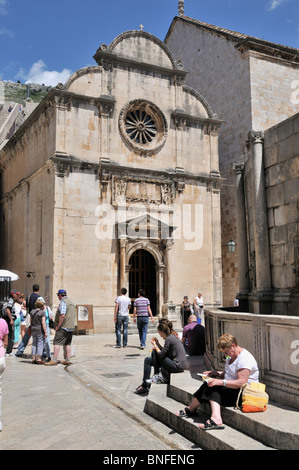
left=112, top=175, right=174, bottom=206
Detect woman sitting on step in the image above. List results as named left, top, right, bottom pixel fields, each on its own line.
left=176, top=334, right=259, bottom=430
left=134, top=319, right=187, bottom=395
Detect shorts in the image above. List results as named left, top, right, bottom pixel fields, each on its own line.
left=53, top=328, right=73, bottom=346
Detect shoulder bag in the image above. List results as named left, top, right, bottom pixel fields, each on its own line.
left=236, top=382, right=269, bottom=413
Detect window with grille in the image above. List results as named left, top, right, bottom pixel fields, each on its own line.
left=119, top=99, right=167, bottom=155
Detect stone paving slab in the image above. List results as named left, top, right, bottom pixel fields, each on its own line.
left=0, top=332, right=197, bottom=451
left=3, top=332, right=297, bottom=452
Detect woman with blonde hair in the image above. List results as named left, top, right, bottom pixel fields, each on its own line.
left=30, top=299, right=47, bottom=364
left=176, top=334, right=259, bottom=430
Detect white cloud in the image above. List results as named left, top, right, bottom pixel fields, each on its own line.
left=267, top=0, right=288, bottom=11
left=0, top=26, right=14, bottom=37
left=0, top=0, right=9, bottom=15
left=22, top=59, right=72, bottom=87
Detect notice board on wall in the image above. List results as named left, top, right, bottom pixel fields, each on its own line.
left=76, top=305, right=94, bottom=333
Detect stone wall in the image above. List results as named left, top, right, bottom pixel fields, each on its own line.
left=264, top=114, right=299, bottom=313
left=205, top=308, right=299, bottom=409
left=165, top=16, right=299, bottom=308
left=165, top=21, right=251, bottom=306
left=243, top=114, right=299, bottom=314
left=249, top=54, right=299, bottom=131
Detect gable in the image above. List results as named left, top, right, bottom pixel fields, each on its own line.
left=95, top=30, right=179, bottom=72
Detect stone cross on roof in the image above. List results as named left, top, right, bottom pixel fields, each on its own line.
left=178, top=0, right=184, bottom=16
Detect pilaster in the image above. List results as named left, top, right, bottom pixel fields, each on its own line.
left=233, top=163, right=250, bottom=300
left=247, top=130, right=272, bottom=312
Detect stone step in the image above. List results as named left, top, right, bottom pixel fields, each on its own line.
left=145, top=384, right=272, bottom=450
left=128, top=319, right=159, bottom=335
left=144, top=358, right=299, bottom=450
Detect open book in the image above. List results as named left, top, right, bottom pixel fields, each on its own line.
left=197, top=373, right=212, bottom=382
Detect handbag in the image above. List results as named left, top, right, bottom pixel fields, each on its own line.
left=236, top=382, right=269, bottom=413
left=46, top=307, right=55, bottom=329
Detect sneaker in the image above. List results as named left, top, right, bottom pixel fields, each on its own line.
left=134, top=384, right=149, bottom=395
left=113, top=345, right=121, bottom=348
left=146, top=375, right=166, bottom=384
left=146, top=374, right=159, bottom=384
left=44, top=360, right=58, bottom=366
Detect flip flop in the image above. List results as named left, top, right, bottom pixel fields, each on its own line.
left=175, top=407, right=197, bottom=418
left=198, top=419, right=225, bottom=430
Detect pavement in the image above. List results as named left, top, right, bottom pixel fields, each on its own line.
left=0, top=331, right=200, bottom=451
left=2, top=330, right=298, bottom=452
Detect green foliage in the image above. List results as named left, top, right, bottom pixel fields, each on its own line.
left=3, top=81, right=51, bottom=105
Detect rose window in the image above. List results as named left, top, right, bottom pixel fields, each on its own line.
left=119, top=100, right=167, bottom=154
left=125, top=110, right=157, bottom=145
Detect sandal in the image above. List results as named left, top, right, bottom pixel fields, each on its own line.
left=198, top=419, right=225, bottom=430
left=36, top=360, right=45, bottom=365
left=175, top=407, right=196, bottom=418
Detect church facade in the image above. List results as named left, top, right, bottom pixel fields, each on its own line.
left=0, top=31, right=223, bottom=330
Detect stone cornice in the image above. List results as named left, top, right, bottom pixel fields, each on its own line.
left=236, top=39, right=299, bottom=65
left=51, top=153, right=225, bottom=185
left=172, top=109, right=223, bottom=130
left=94, top=48, right=188, bottom=80
left=165, top=16, right=299, bottom=65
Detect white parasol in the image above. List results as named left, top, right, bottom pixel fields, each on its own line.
left=0, top=270, right=20, bottom=281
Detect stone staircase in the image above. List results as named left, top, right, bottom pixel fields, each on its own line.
left=128, top=317, right=160, bottom=335
left=144, top=356, right=299, bottom=450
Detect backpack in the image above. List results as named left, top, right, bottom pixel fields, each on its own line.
left=0, top=302, right=9, bottom=318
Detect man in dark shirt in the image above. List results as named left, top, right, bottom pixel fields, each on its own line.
left=182, top=314, right=206, bottom=356
left=15, top=284, right=40, bottom=358
left=26, top=284, right=40, bottom=313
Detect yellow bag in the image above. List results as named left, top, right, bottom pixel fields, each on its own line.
left=236, top=382, right=269, bottom=413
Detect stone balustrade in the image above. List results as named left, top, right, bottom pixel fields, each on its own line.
left=204, top=308, right=299, bottom=409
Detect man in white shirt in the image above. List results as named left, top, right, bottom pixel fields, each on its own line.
left=114, top=287, right=131, bottom=348
left=193, top=291, right=204, bottom=326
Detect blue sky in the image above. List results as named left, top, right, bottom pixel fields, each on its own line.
left=1, top=0, right=299, bottom=86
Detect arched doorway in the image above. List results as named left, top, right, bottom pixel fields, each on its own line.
left=129, top=249, right=157, bottom=316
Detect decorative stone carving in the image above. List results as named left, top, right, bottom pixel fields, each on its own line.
left=247, top=129, right=264, bottom=143
left=119, top=99, right=168, bottom=155
left=176, top=181, right=185, bottom=192
left=55, top=161, right=70, bottom=178
left=112, top=176, right=174, bottom=206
